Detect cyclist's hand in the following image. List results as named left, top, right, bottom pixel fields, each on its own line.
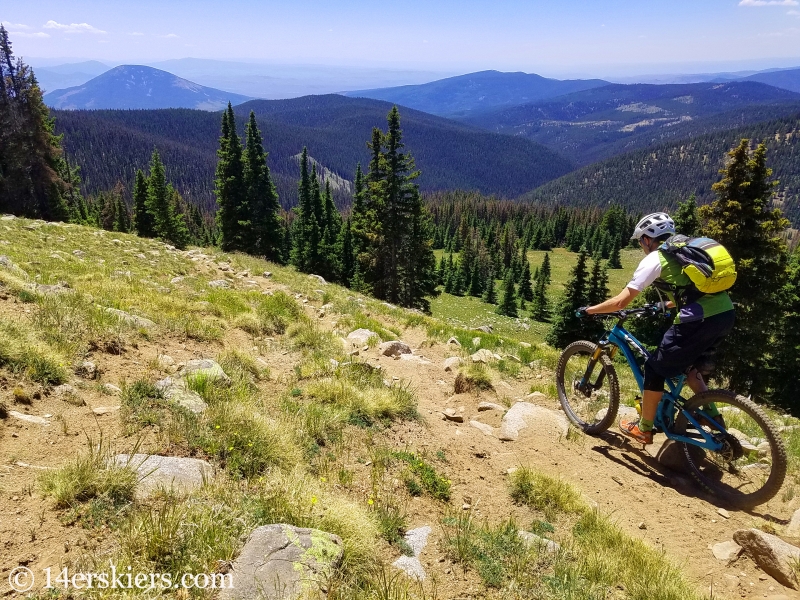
left=576, top=306, right=589, bottom=318
left=655, top=301, right=669, bottom=312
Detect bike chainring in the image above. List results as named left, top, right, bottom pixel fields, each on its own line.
left=716, top=433, right=745, bottom=462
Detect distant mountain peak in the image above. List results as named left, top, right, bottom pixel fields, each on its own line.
left=43, top=64, right=251, bottom=111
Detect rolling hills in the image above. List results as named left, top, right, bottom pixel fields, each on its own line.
left=462, top=81, right=800, bottom=166
left=44, top=65, right=251, bottom=111
left=343, top=70, right=609, bottom=118
left=53, top=94, right=574, bottom=210
left=520, top=112, right=800, bottom=225
left=739, top=67, right=800, bottom=94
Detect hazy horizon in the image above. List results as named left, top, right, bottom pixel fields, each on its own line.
left=4, top=0, right=800, bottom=81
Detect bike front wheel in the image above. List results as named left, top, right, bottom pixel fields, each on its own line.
left=677, top=390, right=787, bottom=509
left=556, top=341, right=620, bottom=434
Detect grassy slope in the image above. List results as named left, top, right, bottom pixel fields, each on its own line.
left=3, top=217, right=795, bottom=599
left=430, top=247, right=642, bottom=345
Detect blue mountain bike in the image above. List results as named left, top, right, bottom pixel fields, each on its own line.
left=555, top=304, right=787, bottom=509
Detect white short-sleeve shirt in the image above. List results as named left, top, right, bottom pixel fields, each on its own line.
left=627, top=251, right=662, bottom=292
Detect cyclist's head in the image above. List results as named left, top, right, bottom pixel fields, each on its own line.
left=631, top=212, right=675, bottom=243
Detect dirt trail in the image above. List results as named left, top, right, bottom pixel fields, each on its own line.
left=1, top=257, right=798, bottom=599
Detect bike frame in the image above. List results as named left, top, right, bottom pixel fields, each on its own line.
left=594, top=318, right=725, bottom=451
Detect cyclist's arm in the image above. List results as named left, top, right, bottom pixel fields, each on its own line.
left=587, top=287, right=639, bottom=314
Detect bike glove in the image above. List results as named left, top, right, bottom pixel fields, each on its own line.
left=575, top=306, right=589, bottom=318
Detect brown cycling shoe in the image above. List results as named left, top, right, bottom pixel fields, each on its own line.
left=619, top=417, right=654, bottom=445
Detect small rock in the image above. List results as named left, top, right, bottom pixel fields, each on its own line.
left=347, top=328, right=377, bottom=347
left=733, top=528, right=800, bottom=589
left=499, top=402, right=568, bottom=441
left=469, top=420, right=495, bottom=436
left=718, top=508, right=731, bottom=519
left=176, top=359, right=230, bottom=384
left=263, top=271, right=272, bottom=278
left=9, top=411, right=49, bottom=425
left=208, top=279, right=230, bottom=288
left=525, top=391, right=546, bottom=402
left=102, top=383, right=122, bottom=395
left=475, top=325, right=493, bottom=334
left=392, top=526, right=431, bottom=581
left=471, top=349, right=495, bottom=363
left=785, top=508, right=800, bottom=537
left=92, top=406, right=121, bottom=416
left=472, top=337, right=481, bottom=347
left=379, top=340, right=412, bottom=357
left=518, top=531, right=560, bottom=553
left=170, top=276, right=184, bottom=284
left=76, top=360, right=97, bottom=380
left=478, top=402, right=505, bottom=412
left=712, top=540, right=743, bottom=561
left=638, top=522, right=647, bottom=530
left=519, top=342, right=532, bottom=348
left=158, top=355, right=176, bottom=370
left=102, top=307, right=156, bottom=329
left=447, top=336, right=461, bottom=347
left=72, top=249, right=85, bottom=257
left=114, top=454, right=215, bottom=499
left=308, top=274, right=328, bottom=285
left=443, top=356, right=463, bottom=372
left=443, top=408, right=464, bottom=423
left=52, top=384, right=77, bottom=396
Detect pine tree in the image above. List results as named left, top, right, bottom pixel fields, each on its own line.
left=290, top=147, right=313, bottom=270
left=243, top=111, right=281, bottom=260
left=364, top=107, right=437, bottom=310
left=497, top=269, right=518, bottom=317
left=699, top=140, right=789, bottom=397
left=674, top=194, right=702, bottom=237
left=133, top=169, right=155, bottom=237
left=0, top=27, right=74, bottom=220
left=772, top=252, right=800, bottom=411
left=214, top=103, right=246, bottom=252
left=318, top=180, right=342, bottom=281
left=145, top=149, right=171, bottom=237
left=337, top=218, right=355, bottom=285
left=530, top=275, right=549, bottom=322
left=518, top=259, right=534, bottom=304
left=546, top=247, right=590, bottom=348
left=607, top=237, right=623, bottom=269
left=540, top=252, right=552, bottom=285
left=482, top=270, right=497, bottom=304
left=588, top=259, right=609, bottom=306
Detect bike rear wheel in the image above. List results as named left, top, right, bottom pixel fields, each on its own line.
left=556, top=341, right=620, bottom=434
left=677, top=390, right=787, bottom=509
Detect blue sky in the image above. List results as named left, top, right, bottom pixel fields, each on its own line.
left=3, top=0, right=800, bottom=76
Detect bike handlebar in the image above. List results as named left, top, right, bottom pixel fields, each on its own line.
left=580, top=304, right=669, bottom=321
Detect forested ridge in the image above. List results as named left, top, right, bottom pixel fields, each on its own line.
left=522, top=112, right=800, bottom=226
left=52, top=95, right=574, bottom=210
left=463, top=81, right=800, bottom=166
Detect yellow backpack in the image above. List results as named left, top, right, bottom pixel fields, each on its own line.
left=659, top=235, right=737, bottom=294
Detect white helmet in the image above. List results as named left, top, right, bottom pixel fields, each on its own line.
left=631, top=212, right=675, bottom=240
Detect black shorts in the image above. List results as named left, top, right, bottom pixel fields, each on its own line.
left=645, top=310, right=736, bottom=380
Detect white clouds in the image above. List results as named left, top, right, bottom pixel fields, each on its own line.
left=129, top=32, right=145, bottom=36
left=2, top=22, right=31, bottom=30
left=43, top=20, right=106, bottom=34
left=789, top=9, right=800, bottom=14
left=159, top=33, right=179, bottom=39
left=739, top=0, right=798, bottom=5
left=12, top=31, right=51, bottom=38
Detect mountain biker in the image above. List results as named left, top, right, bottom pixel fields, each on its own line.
left=577, top=212, right=735, bottom=444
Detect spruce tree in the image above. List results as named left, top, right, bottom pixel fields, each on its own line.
left=337, top=218, right=355, bottom=285
left=133, top=169, right=155, bottom=237
left=0, top=27, right=75, bottom=220
left=214, top=103, right=246, bottom=252
left=773, top=253, right=800, bottom=412
left=318, top=180, right=342, bottom=281
left=243, top=111, right=281, bottom=260
left=497, top=269, right=518, bottom=317
left=482, top=270, right=497, bottom=304
left=546, top=247, right=590, bottom=348
left=674, top=194, right=702, bottom=237
left=699, top=140, right=789, bottom=397
left=530, top=275, right=549, bottom=322
left=290, top=148, right=313, bottom=270
left=518, top=259, right=534, bottom=304
left=145, top=149, right=171, bottom=237
left=588, top=259, right=609, bottom=306
left=540, top=252, right=552, bottom=285
left=608, top=238, right=623, bottom=269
